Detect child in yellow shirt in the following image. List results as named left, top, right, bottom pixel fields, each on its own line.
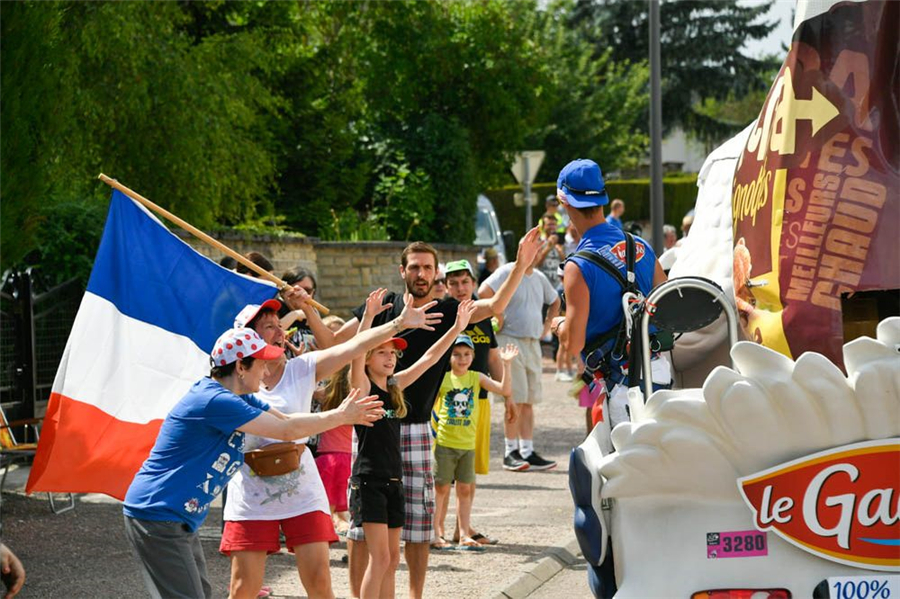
left=431, top=335, right=517, bottom=549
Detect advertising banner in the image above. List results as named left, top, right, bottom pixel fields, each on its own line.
left=731, top=1, right=899, bottom=368
left=739, top=439, right=900, bottom=572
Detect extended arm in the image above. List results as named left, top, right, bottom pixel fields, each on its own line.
left=488, top=347, right=517, bottom=423
left=478, top=344, right=516, bottom=397
left=395, top=300, right=477, bottom=389
left=470, top=227, right=543, bottom=322
left=309, top=292, right=439, bottom=382
left=302, top=305, right=336, bottom=350
left=349, top=292, right=384, bottom=397
left=239, top=388, right=382, bottom=440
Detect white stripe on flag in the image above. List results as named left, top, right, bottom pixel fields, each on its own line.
left=53, top=292, right=210, bottom=424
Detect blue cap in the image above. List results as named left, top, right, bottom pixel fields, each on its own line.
left=556, top=159, right=609, bottom=208
left=454, top=334, right=475, bottom=350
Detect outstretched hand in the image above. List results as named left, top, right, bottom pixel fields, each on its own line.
left=362, top=288, right=393, bottom=324
left=515, top=226, right=543, bottom=268
left=454, top=299, right=476, bottom=332
left=499, top=343, right=519, bottom=362
left=337, top=387, right=385, bottom=427
left=397, top=294, right=442, bottom=331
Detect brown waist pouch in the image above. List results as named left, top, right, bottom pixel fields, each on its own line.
left=244, top=442, right=305, bottom=477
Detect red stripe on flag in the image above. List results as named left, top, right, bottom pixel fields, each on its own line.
left=27, top=393, right=162, bottom=500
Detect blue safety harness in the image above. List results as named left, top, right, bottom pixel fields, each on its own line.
left=566, top=232, right=641, bottom=390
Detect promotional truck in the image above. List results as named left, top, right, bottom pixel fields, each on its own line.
left=571, top=1, right=899, bottom=597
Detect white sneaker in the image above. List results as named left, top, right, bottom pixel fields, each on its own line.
left=555, top=371, right=574, bottom=382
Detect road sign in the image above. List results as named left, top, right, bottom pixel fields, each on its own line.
left=511, top=151, right=545, bottom=231
left=510, top=151, right=545, bottom=185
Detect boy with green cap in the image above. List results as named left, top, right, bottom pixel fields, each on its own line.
left=430, top=333, right=517, bottom=550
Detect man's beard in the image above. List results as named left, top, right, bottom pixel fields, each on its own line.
left=406, top=277, right=433, bottom=299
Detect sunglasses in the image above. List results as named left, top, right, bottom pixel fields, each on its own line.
left=562, top=182, right=606, bottom=196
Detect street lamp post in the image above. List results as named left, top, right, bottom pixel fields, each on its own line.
left=649, top=0, right=664, bottom=254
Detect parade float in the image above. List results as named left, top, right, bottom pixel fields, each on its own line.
left=571, top=1, right=899, bottom=596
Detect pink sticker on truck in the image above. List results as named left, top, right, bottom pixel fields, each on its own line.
left=707, top=530, right=768, bottom=559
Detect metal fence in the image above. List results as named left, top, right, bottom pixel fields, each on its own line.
left=0, top=269, right=83, bottom=423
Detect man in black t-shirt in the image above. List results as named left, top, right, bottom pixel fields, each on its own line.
left=332, top=233, right=542, bottom=599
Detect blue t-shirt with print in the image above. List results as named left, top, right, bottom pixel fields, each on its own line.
left=123, top=377, right=269, bottom=532
left=569, top=222, right=657, bottom=359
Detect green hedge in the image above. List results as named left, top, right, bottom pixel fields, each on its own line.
left=485, top=175, right=699, bottom=240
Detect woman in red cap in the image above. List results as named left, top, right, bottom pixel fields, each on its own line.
left=123, top=326, right=384, bottom=599
left=223, top=288, right=444, bottom=599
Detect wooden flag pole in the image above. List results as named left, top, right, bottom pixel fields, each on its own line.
left=98, top=174, right=330, bottom=315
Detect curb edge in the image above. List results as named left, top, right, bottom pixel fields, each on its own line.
left=490, top=534, right=582, bottom=599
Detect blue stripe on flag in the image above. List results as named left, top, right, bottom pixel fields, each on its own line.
left=87, top=190, right=278, bottom=352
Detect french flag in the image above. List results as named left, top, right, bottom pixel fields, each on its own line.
left=26, top=190, right=277, bottom=499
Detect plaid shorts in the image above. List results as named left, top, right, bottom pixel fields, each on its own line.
left=346, top=422, right=435, bottom=544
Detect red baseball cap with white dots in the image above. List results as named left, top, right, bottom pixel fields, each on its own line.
left=210, top=327, right=284, bottom=366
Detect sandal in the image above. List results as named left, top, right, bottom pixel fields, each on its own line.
left=257, top=585, right=272, bottom=598
left=470, top=532, right=498, bottom=546
left=430, top=538, right=455, bottom=551
left=456, top=537, right=486, bottom=552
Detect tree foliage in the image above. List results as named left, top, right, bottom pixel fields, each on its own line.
left=522, top=0, right=649, bottom=181
left=1, top=1, right=280, bottom=270
left=571, top=0, right=779, bottom=142
left=2, top=0, right=778, bottom=281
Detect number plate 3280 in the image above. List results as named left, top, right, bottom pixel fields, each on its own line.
left=707, top=530, right=768, bottom=559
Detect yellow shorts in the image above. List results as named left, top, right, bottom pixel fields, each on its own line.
left=475, top=396, right=491, bottom=475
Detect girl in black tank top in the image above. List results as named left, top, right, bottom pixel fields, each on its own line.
left=353, top=382, right=404, bottom=479
left=349, top=290, right=477, bottom=599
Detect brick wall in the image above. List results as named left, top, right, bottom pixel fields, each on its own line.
left=177, top=232, right=478, bottom=319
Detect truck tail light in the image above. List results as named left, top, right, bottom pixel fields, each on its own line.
left=691, top=590, right=791, bottom=599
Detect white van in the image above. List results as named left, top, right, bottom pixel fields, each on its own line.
left=474, top=195, right=513, bottom=266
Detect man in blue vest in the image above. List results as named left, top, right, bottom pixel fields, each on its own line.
left=551, top=159, right=667, bottom=394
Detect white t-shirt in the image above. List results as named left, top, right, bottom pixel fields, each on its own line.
left=224, top=353, right=331, bottom=521
left=484, top=263, right=558, bottom=340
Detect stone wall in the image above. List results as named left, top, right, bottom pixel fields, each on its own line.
left=177, top=231, right=318, bottom=276
left=176, top=231, right=478, bottom=319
